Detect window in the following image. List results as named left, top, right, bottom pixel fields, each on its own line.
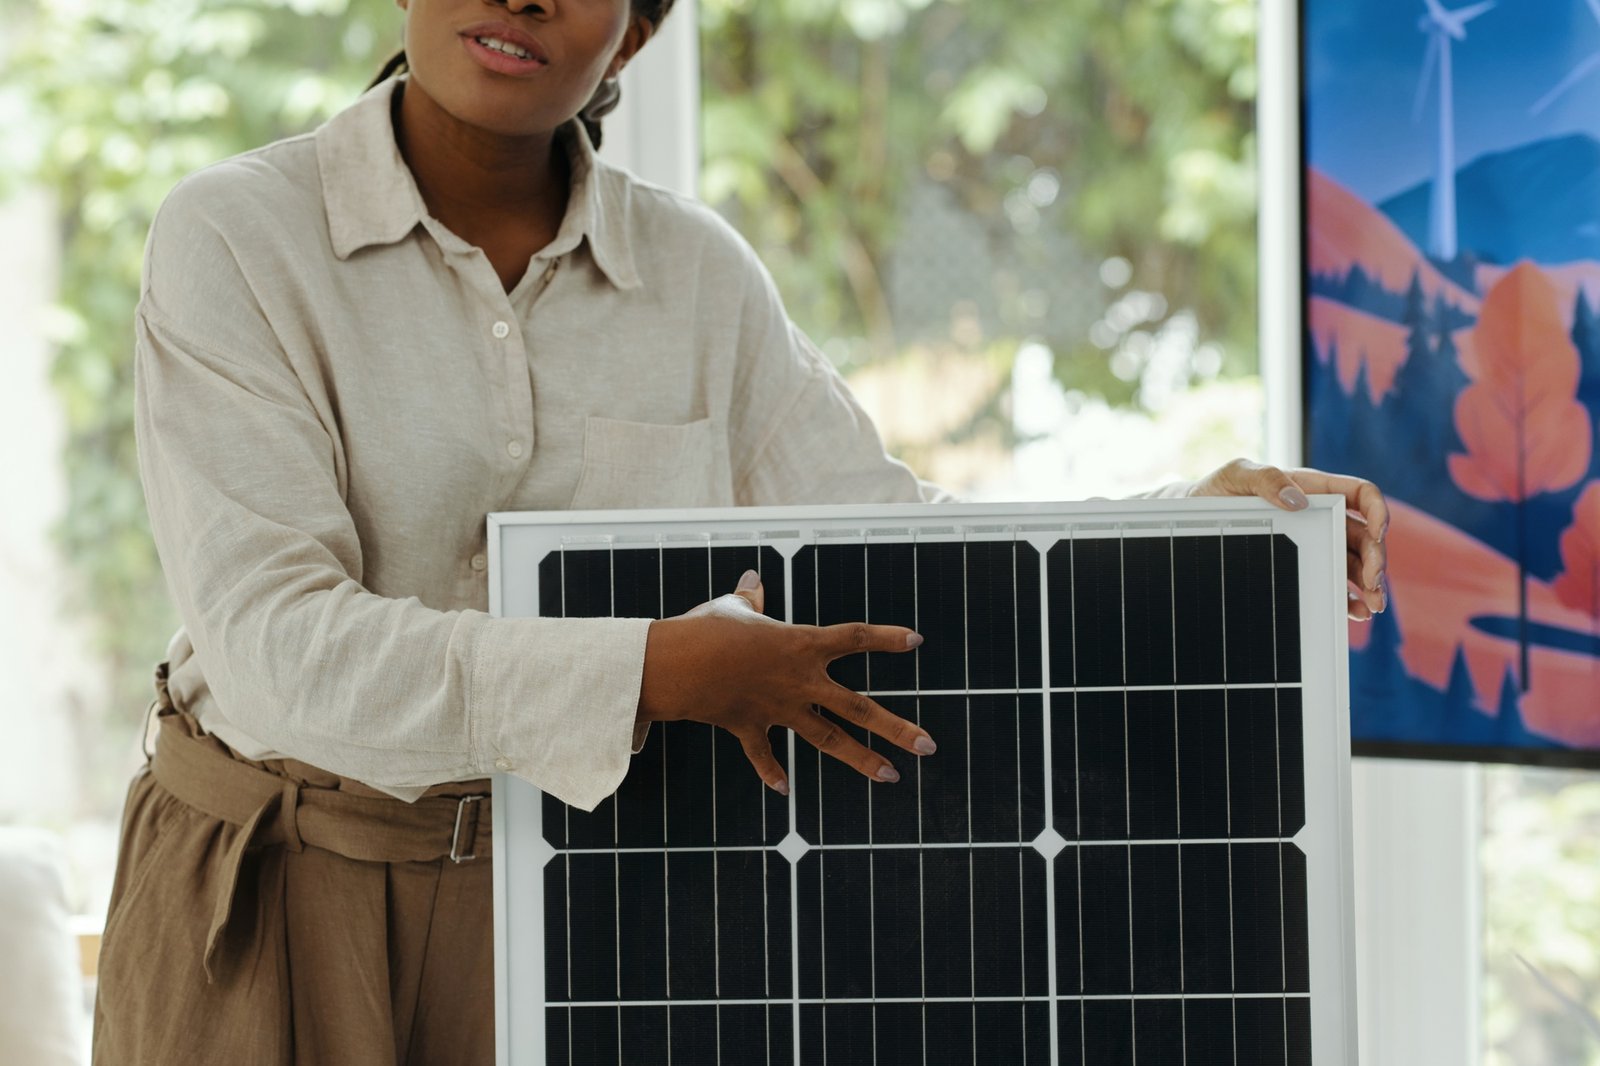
left=1482, top=766, right=1600, bottom=1066
left=690, top=0, right=1263, bottom=500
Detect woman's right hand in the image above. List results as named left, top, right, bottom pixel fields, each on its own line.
left=637, top=569, right=937, bottom=796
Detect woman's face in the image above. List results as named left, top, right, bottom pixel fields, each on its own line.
left=400, top=0, right=647, bottom=138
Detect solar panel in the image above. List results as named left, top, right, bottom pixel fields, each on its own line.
left=490, top=501, right=1356, bottom=1065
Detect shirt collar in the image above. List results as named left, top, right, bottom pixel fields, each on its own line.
left=315, top=77, right=641, bottom=290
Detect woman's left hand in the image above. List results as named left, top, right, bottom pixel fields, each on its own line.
left=1184, top=458, right=1388, bottom=622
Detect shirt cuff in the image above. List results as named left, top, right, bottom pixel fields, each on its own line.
left=465, top=612, right=654, bottom=811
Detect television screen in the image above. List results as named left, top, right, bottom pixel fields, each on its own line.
left=1302, top=0, right=1600, bottom=766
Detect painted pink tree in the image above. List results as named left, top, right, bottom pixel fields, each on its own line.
left=1449, top=263, right=1591, bottom=689
left=1552, top=481, right=1600, bottom=640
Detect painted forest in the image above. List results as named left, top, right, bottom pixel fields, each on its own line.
left=1307, top=169, right=1600, bottom=757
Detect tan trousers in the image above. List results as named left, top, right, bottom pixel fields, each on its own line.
left=92, top=677, right=495, bottom=1066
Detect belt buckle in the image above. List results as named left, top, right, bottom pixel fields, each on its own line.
left=450, top=794, right=487, bottom=864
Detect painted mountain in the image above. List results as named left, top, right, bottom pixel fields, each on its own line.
left=1380, top=135, right=1600, bottom=266
left=1306, top=164, right=1600, bottom=761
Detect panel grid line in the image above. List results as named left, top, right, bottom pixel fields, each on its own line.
left=658, top=541, right=672, bottom=1061
left=813, top=531, right=827, bottom=1066
left=913, top=527, right=927, bottom=1066
left=785, top=542, right=800, bottom=1066
left=962, top=530, right=977, bottom=1065
left=835, top=683, right=1309, bottom=696
left=1030, top=528, right=1056, bottom=1062
left=706, top=541, right=724, bottom=1066
left=1171, top=526, right=1189, bottom=1066
left=1272, top=532, right=1290, bottom=1066
left=558, top=992, right=1315, bottom=1009
left=609, top=543, right=621, bottom=1066
left=864, top=532, right=879, bottom=1066
left=551, top=837, right=1295, bottom=856
left=1013, top=529, right=1028, bottom=1063
left=1036, top=533, right=1059, bottom=1066
left=759, top=543, right=772, bottom=1066
left=1118, top=530, right=1137, bottom=1065
left=560, top=545, right=573, bottom=1066
left=1069, top=529, right=1086, bottom=1065
left=1220, top=529, right=1238, bottom=1066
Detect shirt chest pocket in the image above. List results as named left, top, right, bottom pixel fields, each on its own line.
left=568, top=416, right=729, bottom=511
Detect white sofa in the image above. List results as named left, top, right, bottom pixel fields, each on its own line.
left=0, top=827, right=87, bottom=1066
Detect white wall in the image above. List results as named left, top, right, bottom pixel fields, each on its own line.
left=600, top=0, right=700, bottom=196
left=1352, top=759, right=1482, bottom=1066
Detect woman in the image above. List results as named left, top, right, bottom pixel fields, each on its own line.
left=93, top=0, right=1390, bottom=1061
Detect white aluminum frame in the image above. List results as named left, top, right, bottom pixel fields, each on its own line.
left=489, top=497, right=1357, bottom=1065
left=1257, top=3, right=1482, bottom=1064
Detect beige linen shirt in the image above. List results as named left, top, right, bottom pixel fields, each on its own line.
left=136, top=78, right=939, bottom=812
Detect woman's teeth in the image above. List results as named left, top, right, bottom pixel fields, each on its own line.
left=476, top=37, right=535, bottom=60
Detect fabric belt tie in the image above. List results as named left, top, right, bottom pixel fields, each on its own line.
left=148, top=700, right=490, bottom=982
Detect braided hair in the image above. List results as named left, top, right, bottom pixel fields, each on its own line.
left=368, top=0, right=676, bottom=149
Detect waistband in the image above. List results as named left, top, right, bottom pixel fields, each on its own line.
left=151, top=709, right=492, bottom=865
left=145, top=661, right=491, bottom=981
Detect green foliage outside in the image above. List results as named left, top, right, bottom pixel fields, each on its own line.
left=1482, top=768, right=1600, bottom=1066
left=1, top=0, right=1257, bottom=816
left=2, top=0, right=404, bottom=813
left=699, top=0, right=1260, bottom=400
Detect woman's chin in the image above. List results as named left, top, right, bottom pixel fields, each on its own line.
left=409, top=68, right=577, bottom=140
left=453, top=104, right=569, bottom=139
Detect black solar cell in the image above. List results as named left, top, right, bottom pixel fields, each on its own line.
left=522, top=522, right=1320, bottom=1065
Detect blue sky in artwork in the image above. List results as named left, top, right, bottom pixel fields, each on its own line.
left=1306, top=0, right=1600, bottom=201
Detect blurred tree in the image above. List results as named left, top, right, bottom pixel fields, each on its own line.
left=1553, top=481, right=1600, bottom=637
left=699, top=0, right=1259, bottom=400
left=3, top=0, right=402, bottom=813
left=1449, top=263, right=1591, bottom=690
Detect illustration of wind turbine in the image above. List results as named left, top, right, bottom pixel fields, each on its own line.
left=1530, top=0, right=1600, bottom=116
left=1412, top=0, right=1496, bottom=261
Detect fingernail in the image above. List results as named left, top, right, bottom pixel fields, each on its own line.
left=1279, top=486, right=1309, bottom=510
left=914, top=735, right=937, bottom=756
left=906, top=632, right=924, bottom=649
left=1349, top=590, right=1361, bottom=602
left=770, top=778, right=789, bottom=796
left=876, top=764, right=900, bottom=783
left=737, top=569, right=759, bottom=591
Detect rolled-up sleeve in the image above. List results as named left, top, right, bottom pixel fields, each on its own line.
left=135, top=184, right=646, bottom=812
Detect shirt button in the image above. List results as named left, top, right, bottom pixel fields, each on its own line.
left=492, top=320, right=511, bottom=339
left=470, top=553, right=487, bottom=572
left=506, top=440, right=524, bottom=459
left=493, top=756, right=515, bottom=772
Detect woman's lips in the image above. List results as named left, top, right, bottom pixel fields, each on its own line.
left=460, top=30, right=549, bottom=77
